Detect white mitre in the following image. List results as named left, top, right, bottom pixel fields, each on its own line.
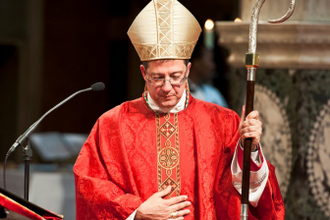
left=127, top=0, right=202, bottom=61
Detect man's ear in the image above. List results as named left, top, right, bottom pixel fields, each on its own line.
left=186, top=62, right=192, bottom=78
left=140, top=64, right=147, bottom=81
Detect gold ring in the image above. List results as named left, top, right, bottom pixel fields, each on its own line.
left=172, top=211, right=178, bottom=218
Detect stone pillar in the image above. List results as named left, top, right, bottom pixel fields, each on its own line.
left=216, top=1, right=330, bottom=219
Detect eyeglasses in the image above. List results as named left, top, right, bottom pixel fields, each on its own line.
left=146, top=74, right=187, bottom=87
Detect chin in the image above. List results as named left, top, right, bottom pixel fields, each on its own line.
left=159, top=101, right=177, bottom=109
left=160, top=104, right=176, bottom=109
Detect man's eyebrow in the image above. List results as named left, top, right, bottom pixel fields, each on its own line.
left=149, top=72, right=163, bottom=76
left=150, top=71, right=184, bottom=76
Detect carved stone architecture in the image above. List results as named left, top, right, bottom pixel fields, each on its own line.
left=254, top=84, right=292, bottom=198
left=216, top=0, right=330, bottom=219
left=216, top=22, right=330, bottom=69
left=307, top=99, right=330, bottom=217
left=217, top=0, right=330, bottom=69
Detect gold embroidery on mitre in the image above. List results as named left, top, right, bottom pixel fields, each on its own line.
left=135, top=45, right=158, bottom=61
left=175, top=43, right=196, bottom=58
left=155, top=0, right=173, bottom=58
left=157, top=113, right=180, bottom=198
left=127, top=0, right=201, bottom=61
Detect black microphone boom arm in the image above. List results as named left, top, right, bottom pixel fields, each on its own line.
left=6, top=82, right=105, bottom=156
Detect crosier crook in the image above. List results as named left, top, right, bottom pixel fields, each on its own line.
left=240, top=0, right=296, bottom=219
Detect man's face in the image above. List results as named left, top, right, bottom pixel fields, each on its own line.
left=140, top=60, right=191, bottom=110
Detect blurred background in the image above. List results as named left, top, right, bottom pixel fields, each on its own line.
left=0, top=0, right=330, bottom=219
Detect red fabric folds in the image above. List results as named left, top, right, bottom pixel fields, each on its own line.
left=237, top=144, right=264, bottom=171
left=214, top=156, right=285, bottom=220
left=73, top=95, right=284, bottom=219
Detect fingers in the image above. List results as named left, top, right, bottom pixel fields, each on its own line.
left=157, top=186, right=172, bottom=198
left=158, top=186, right=191, bottom=212
left=239, top=114, right=261, bottom=137
left=240, top=128, right=262, bottom=145
left=168, top=208, right=190, bottom=220
left=239, top=105, right=246, bottom=127
left=240, top=121, right=262, bottom=138
left=167, top=206, right=191, bottom=220
left=240, top=105, right=259, bottom=121
left=246, top=109, right=259, bottom=120
left=157, top=186, right=190, bottom=208
left=136, top=188, right=191, bottom=220
left=167, top=193, right=188, bottom=204
left=239, top=106, right=262, bottom=147
left=165, top=193, right=191, bottom=219
left=168, top=198, right=191, bottom=210
left=240, top=107, right=260, bottom=134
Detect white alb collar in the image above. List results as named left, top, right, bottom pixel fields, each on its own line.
left=147, top=90, right=186, bottom=113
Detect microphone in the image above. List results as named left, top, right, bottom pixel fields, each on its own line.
left=91, top=82, right=105, bottom=91
left=6, top=82, right=105, bottom=156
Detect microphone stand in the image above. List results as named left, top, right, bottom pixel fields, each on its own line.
left=4, top=82, right=105, bottom=201
left=22, top=141, right=33, bottom=200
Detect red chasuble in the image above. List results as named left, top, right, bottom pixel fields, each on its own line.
left=73, top=96, right=284, bottom=220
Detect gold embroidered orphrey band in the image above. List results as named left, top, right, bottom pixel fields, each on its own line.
left=156, top=113, right=181, bottom=198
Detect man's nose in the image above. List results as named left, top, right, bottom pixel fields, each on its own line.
left=162, top=79, right=172, bottom=91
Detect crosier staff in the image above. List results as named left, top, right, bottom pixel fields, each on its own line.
left=241, top=0, right=296, bottom=219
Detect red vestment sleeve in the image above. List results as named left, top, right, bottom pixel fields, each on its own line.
left=212, top=107, right=285, bottom=219
left=73, top=107, right=144, bottom=220
left=214, top=132, right=285, bottom=219
left=237, top=143, right=264, bottom=171
left=249, top=162, right=285, bottom=219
